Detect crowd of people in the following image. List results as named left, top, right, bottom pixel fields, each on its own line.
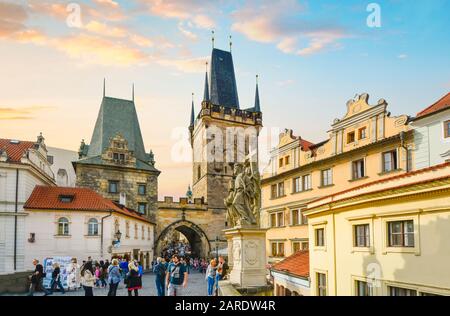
left=161, top=240, right=192, bottom=259
left=27, top=253, right=229, bottom=297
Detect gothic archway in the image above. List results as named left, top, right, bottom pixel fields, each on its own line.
left=155, top=220, right=211, bottom=259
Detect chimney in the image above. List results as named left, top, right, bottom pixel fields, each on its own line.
left=119, top=192, right=126, bottom=206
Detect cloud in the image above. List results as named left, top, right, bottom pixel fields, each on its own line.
left=137, top=0, right=216, bottom=29
left=155, top=56, right=209, bottom=73
left=231, top=0, right=348, bottom=56
left=178, top=22, right=198, bottom=40
left=397, top=54, right=408, bottom=59
left=0, top=105, right=54, bottom=120
left=0, top=2, right=28, bottom=37
left=277, top=79, right=295, bottom=87
left=84, top=20, right=128, bottom=38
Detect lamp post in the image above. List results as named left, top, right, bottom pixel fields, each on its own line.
left=113, top=230, right=122, bottom=246
left=215, top=236, right=219, bottom=261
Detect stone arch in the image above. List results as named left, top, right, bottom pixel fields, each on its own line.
left=155, top=220, right=211, bottom=259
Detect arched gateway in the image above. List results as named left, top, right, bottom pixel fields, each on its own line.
left=155, top=220, right=211, bottom=259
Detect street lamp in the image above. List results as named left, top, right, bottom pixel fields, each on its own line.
left=215, top=236, right=219, bottom=261
left=113, top=230, right=122, bottom=246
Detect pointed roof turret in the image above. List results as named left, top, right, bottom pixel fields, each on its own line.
left=203, top=62, right=210, bottom=102
left=254, top=75, right=261, bottom=113
left=190, top=93, right=195, bottom=128
left=209, top=48, right=240, bottom=109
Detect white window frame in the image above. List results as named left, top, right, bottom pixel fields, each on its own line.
left=380, top=213, right=420, bottom=255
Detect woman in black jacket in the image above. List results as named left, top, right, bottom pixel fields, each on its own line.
left=50, top=262, right=65, bottom=294
left=126, top=260, right=142, bottom=296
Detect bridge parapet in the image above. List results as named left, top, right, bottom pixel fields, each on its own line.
left=157, top=196, right=208, bottom=211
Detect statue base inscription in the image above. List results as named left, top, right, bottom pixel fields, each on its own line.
left=224, top=227, right=267, bottom=288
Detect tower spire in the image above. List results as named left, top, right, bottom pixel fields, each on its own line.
left=212, top=30, right=215, bottom=49
left=203, top=62, right=210, bottom=102
left=132, top=83, right=135, bottom=102
left=254, top=75, right=261, bottom=112
left=229, top=35, right=232, bottom=52
left=103, top=78, right=106, bottom=97
left=190, top=93, right=195, bottom=128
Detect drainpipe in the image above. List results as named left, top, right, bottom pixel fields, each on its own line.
left=14, top=168, right=19, bottom=271
left=100, top=211, right=113, bottom=258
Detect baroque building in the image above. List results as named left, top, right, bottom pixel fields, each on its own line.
left=73, top=85, right=160, bottom=222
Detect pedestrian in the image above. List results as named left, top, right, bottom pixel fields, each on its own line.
left=49, top=262, right=65, bottom=294
left=107, top=259, right=121, bottom=296
left=126, top=260, right=142, bottom=296
left=94, top=264, right=102, bottom=287
left=166, top=254, right=188, bottom=296
left=67, top=258, right=80, bottom=291
left=28, top=259, right=51, bottom=296
left=205, top=259, right=217, bottom=296
left=80, top=261, right=95, bottom=296
left=153, top=257, right=166, bottom=296
left=119, top=257, right=129, bottom=285
left=217, top=256, right=229, bottom=281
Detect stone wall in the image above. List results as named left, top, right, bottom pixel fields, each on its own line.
left=76, top=164, right=158, bottom=222
left=0, top=271, right=32, bottom=294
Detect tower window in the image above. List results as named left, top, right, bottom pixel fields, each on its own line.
left=109, top=181, right=119, bottom=193
left=197, top=165, right=201, bottom=180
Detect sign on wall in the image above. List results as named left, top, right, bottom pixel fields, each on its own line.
left=42, top=257, right=73, bottom=289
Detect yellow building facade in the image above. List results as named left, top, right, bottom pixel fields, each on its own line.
left=261, top=93, right=412, bottom=264
left=304, top=162, right=450, bottom=296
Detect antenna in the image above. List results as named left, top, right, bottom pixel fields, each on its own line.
left=212, top=30, right=215, bottom=49
left=229, top=35, right=232, bottom=52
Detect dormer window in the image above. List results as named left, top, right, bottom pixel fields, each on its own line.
left=59, top=195, right=74, bottom=203
left=347, top=131, right=355, bottom=144
left=113, top=153, right=125, bottom=163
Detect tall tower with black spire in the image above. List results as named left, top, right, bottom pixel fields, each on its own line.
left=189, top=43, right=263, bottom=225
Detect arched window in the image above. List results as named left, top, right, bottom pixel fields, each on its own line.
left=134, top=223, right=138, bottom=239
left=56, top=169, right=68, bottom=186
left=58, top=217, right=69, bottom=235
left=141, top=225, right=145, bottom=240
left=88, top=218, right=99, bottom=236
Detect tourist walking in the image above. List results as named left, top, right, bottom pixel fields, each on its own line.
left=166, top=254, right=188, bottom=296
left=107, top=259, right=121, bottom=296
left=81, top=261, right=95, bottom=296
left=119, top=257, right=129, bottom=285
left=28, top=259, right=51, bottom=296
left=126, top=260, right=142, bottom=296
left=205, top=259, right=218, bottom=296
left=49, top=262, right=65, bottom=294
left=153, top=257, right=166, bottom=296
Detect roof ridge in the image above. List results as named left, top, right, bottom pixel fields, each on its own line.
left=416, top=92, right=450, bottom=117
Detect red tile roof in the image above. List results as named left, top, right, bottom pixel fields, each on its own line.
left=416, top=92, right=450, bottom=119
left=271, top=251, right=309, bottom=278
left=0, top=139, right=36, bottom=162
left=24, top=186, right=152, bottom=224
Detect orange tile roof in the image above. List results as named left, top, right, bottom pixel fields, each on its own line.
left=416, top=92, right=450, bottom=118
left=271, top=251, right=309, bottom=278
left=0, top=139, right=36, bottom=162
left=25, top=186, right=152, bottom=224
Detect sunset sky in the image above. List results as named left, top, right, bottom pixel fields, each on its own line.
left=1, top=0, right=449, bottom=198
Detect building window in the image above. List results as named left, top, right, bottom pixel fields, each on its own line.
left=315, top=228, right=325, bottom=247
left=113, top=153, right=125, bottom=163
left=291, top=209, right=300, bottom=226
left=134, top=223, right=138, bottom=239
left=138, top=203, right=147, bottom=215
left=197, top=165, right=201, bottom=180
left=301, top=241, right=309, bottom=250
left=279, top=158, right=284, bottom=168
left=147, top=227, right=151, bottom=240
left=87, top=218, right=99, bottom=236
left=141, top=225, right=145, bottom=240
left=271, top=242, right=285, bottom=257
left=388, top=286, right=417, bottom=296
left=57, top=217, right=69, bottom=236
left=277, top=212, right=284, bottom=227
left=301, top=211, right=308, bottom=225
left=270, top=213, right=277, bottom=228
left=292, top=241, right=301, bottom=253
left=321, top=169, right=333, bottom=187
left=293, top=177, right=301, bottom=193
left=354, top=224, right=370, bottom=247
left=277, top=182, right=285, bottom=197
left=382, top=150, right=398, bottom=172
left=444, top=120, right=450, bottom=138
left=302, top=174, right=312, bottom=190
left=125, top=221, right=130, bottom=238
left=358, top=127, right=367, bottom=140
left=347, top=131, right=355, bottom=144
left=271, top=184, right=277, bottom=199
left=108, top=180, right=119, bottom=193
left=388, top=220, right=414, bottom=247
left=285, top=156, right=290, bottom=165
left=138, top=184, right=146, bottom=195
left=352, top=159, right=365, bottom=180
left=59, top=195, right=74, bottom=203
left=317, top=273, right=327, bottom=296
left=355, top=280, right=372, bottom=296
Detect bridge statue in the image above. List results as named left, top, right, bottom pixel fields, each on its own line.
left=222, top=159, right=267, bottom=290
left=224, top=159, right=261, bottom=228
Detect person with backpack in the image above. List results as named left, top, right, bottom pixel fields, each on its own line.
left=153, top=257, right=166, bottom=296
left=80, top=261, right=95, bottom=296
left=107, top=259, right=121, bottom=296
left=28, top=259, right=51, bottom=296
left=166, top=254, right=188, bottom=296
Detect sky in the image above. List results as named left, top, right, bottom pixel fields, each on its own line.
left=1, top=0, right=449, bottom=198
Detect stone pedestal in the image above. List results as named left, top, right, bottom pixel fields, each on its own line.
left=224, top=227, right=267, bottom=288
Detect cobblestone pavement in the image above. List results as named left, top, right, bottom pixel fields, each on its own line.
left=17, top=271, right=208, bottom=296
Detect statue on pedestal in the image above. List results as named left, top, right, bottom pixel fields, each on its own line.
left=225, top=159, right=261, bottom=228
